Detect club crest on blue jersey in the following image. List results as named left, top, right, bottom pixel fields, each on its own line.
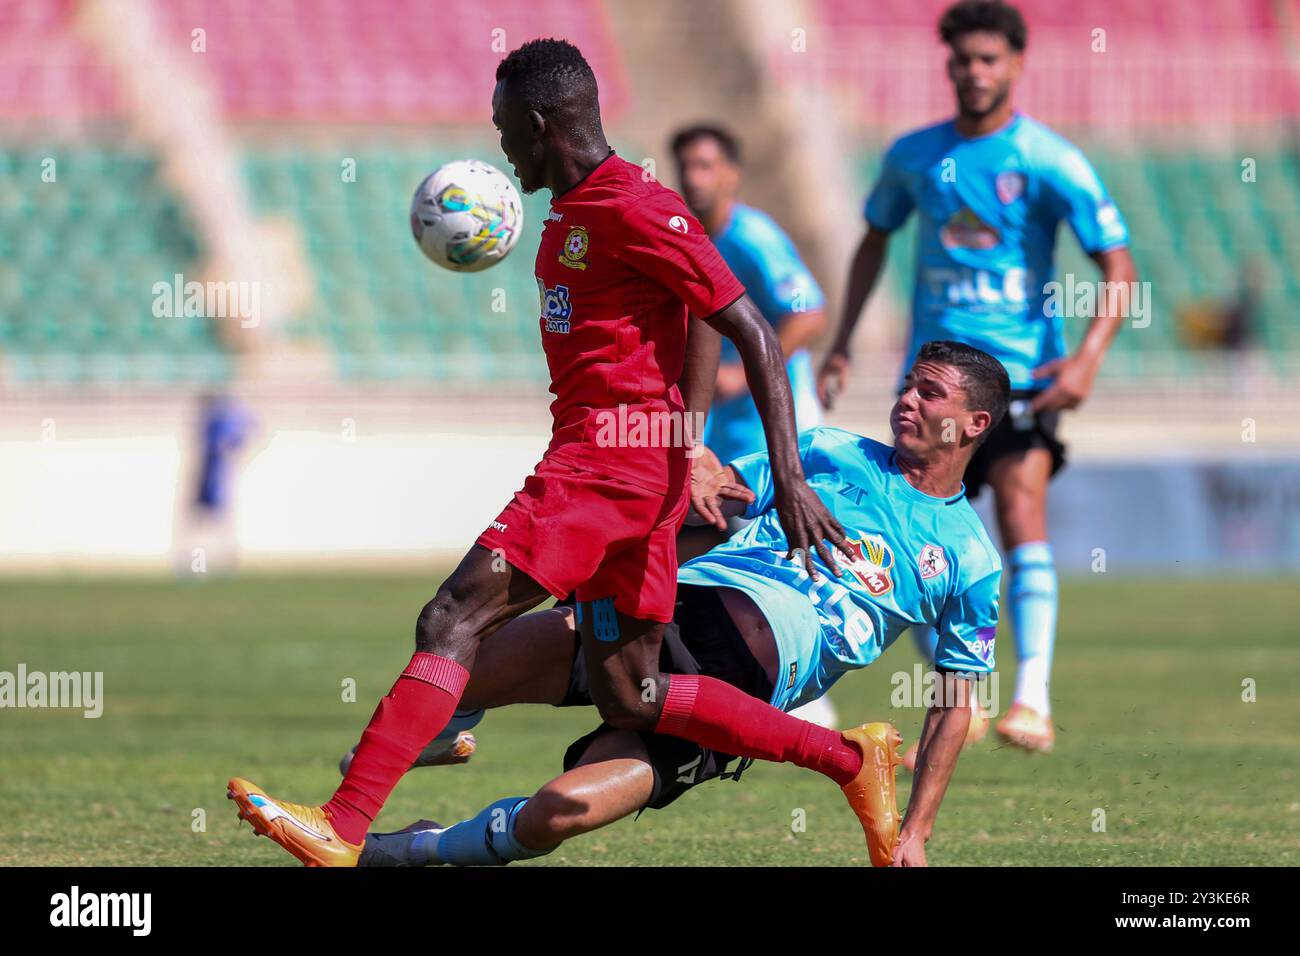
left=918, top=543, right=948, bottom=580
left=538, top=278, right=573, bottom=333
left=841, top=534, right=894, bottom=596
left=995, top=170, right=1026, bottom=204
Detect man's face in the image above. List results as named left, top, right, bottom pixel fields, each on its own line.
left=946, top=31, right=1021, bottom=119
left=674, top=137, right=740, bottom=220
left=890, top=361, right=988, bottom=458
left=492, top=80, right=546, bottom=194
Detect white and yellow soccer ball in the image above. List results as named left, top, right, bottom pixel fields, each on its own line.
left=410, top=160, right=523, bottom=272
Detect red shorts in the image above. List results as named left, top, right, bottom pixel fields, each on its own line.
left=476, top=457, right=689, bottom=623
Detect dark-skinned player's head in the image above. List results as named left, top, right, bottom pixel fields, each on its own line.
left=890, top=340, right=1010, bottom=466
left=670, top=125, right=742, bottom=222
left=938, top=0, right=1026, bottom=120
left=493, top=38, right=604, bottom=195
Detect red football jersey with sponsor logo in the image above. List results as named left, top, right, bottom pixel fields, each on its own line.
left=534, top=152, right=745, bottom=494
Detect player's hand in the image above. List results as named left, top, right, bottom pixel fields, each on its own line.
left=688, top=445, right=754, bottom=530
left=714, top=363, right=749, bottom=401
left=817, top=351, right=850, bottom=410
left=773, top=481, right=853, bottom=581
left=889, top=829, right=928, bottom=867
left=1029, top=353, right=1099, bottom=413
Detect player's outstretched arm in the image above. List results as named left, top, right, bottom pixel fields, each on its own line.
left=702, top=295, right=851, bottom=578
left=818, top=226, right=890, bottom=409
left=892, top=671, right=974, bottom=867
left=1031, top=245, right=1138, bottom=413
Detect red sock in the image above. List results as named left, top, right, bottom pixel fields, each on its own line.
left=655, top=674, right=862, bottom=786
left=322, top=652, right=468, bottom=844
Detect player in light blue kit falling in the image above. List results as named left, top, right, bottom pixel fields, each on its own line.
left=355, top=342, right=1009, bottom=867
left=819, top=0, right=1138, bottom=756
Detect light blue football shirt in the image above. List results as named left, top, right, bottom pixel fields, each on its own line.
left=677, top=426, right=1002, bottom=712
left=865, top=113, right=1129, bottom=389
left=703, top=203, right=824, bottom=463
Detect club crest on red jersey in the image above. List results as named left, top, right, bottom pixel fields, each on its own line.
left=559, top=225, right=589, bottom=270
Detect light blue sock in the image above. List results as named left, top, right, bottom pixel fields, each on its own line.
left=417, top=797, right=555, bottom=867
left=1008, top=541, right=1057, bottom=714
left=911, top=626, right=939, bottom=663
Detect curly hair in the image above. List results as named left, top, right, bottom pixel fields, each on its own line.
left=938, top=1, right=1028, bottom=52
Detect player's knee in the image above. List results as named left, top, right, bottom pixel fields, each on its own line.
left=514, top=786, right=581, bottom=849
left=413, top=589, right=475, bottom=659
left=590, top=680, right=660, bottom=732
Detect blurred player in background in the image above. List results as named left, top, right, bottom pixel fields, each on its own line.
left=361, top=342, right=1009, bottom=869
left=228, top=38, right=873, bottom=868
left=818, top=0, right=1138, bottom=756
left=177, top=392, right=253, bottom=576
left=671, top=123, right=837, bottom=729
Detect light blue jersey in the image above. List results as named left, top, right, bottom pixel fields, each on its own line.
left=704, top=203, right=824, bottom=463
left=865, top=113, right=1129, bottom=389
left=678, top=427, right=1001, bottom=712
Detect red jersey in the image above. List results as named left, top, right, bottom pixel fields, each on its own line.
left=534, top=153, right=745, bottom=494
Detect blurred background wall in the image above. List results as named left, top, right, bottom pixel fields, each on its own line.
left=1, top=0, right=1298, bottom=573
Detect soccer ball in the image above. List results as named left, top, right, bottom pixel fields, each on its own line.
left=410, top=160, right=523, bottom=272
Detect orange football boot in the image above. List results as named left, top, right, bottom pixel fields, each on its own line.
left=227, top=777, right=363, bottom=867
left=995, top=702, right=1055, bottom=753
left=839, top=722, right=903, bottom=866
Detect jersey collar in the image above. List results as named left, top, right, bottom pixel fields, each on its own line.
left=887, top=450, right=967, bottom=505
left=552, top=148, right=618, bottom=204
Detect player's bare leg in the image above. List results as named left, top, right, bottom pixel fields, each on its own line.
left=337, top=603, right=578, bottom=774
left=360, top=729, right=655, bottom=866
left=986, top=448, right=1057, bottom=752
left=229, top=544, right=551, bottom=866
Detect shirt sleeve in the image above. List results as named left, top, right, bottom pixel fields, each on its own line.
left=933, top=568, right=1001, bottom=677
left=1041, top=145, right=1129, bottom=254
left=863, top=141, right=915, bottom=232
left=612, top=191, right=746, bottom=317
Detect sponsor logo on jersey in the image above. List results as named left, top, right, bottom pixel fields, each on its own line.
left=668, top=215, right=689, bottom=234
left=787, top=661, right=798, bottom=690
left=547, top=210, right=564, bottom=222
left=996, top=170, right=1026, bottom=204
left=918, top=543, right=948, bottom=579
left=538, top=278, right=573, bottom=333
left=842, top=534, right=894, bottom=596
left=964, top=626, right=997, bottom=664
left=939, top=207, right=1000, bottom=250
left=558, top=225, right=589, bottom=270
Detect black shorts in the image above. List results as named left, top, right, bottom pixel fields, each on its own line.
left=557, top=584, right=775, bottom=811
left=963, top=389, right=1067, bottom=499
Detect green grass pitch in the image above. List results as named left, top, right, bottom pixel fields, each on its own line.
left=1, top=573, right=1295, bottom=866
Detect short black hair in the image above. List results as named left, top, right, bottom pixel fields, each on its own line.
left=495, top=38, right=599, bottom=117
left=914, top=340, right=1010, bottom=437
left=670, top=125, right=742, bottom=165
left=938, top=0, right=1027, bottom=52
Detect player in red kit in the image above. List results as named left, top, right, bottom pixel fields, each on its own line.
left=228, top=39, right=903, bottom=867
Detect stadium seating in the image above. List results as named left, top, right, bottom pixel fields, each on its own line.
left=0, top=0, right=626, bottom=124
left=0, top=147, right=230, bottom=383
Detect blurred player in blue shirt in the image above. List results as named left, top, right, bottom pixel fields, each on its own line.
left=819, top=1, right=1138, bottom=754
left=671, top=125, right=827, bottom=465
